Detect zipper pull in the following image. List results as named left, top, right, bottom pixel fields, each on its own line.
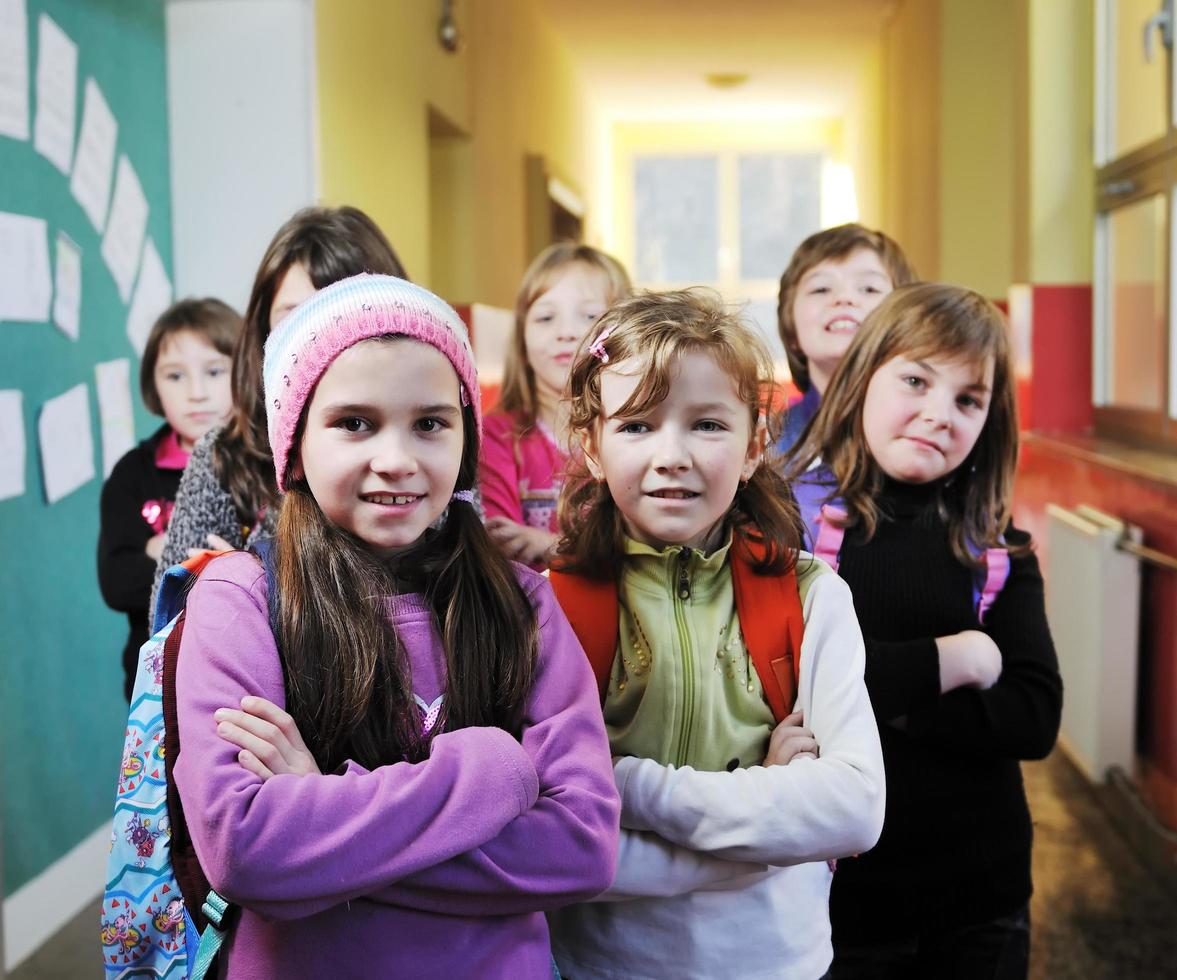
left=677, top=549, right=691, bottom=601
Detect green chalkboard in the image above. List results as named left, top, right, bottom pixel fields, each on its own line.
left=0, top=0, right=171, bottom=896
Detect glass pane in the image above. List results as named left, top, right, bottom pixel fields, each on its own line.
left=1107, top=0, right=1169, bottom=158
left=1106, top=193, right=1166, bottom=411
left=634, top=156, right=718, bottom=282
left=737, top=296, right=787, bottom=364
left=738, top=154, right=822, bottom=280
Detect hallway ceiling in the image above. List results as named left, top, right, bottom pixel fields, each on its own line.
left=542, top=0, right=897, bottom=120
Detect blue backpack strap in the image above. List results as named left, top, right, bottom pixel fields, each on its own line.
left=189, top=891, right=233, bottom=980
left=248, top=537, right=280, bottom=630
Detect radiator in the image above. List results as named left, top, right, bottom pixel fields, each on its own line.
left=1046, top=503, right=1143, bottom=782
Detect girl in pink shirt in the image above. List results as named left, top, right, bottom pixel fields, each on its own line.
left=482, top=243, right=630, bottom=568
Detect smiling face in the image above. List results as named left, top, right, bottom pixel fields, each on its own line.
left=585, top=351, right=761, bottom=553
left=791, top=248, right=894, bottom=393
left=153, top=329, right=234, bottom=450
left=524, top=264, right=611, bottom=404
left=295, top=338, right=465, bottom=559
left=862, top=352, right=995, bottom=485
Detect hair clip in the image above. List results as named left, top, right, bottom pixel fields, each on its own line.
left=588, top=326, right=614, bottom=364
left=451, top=489, right=476, bottom=504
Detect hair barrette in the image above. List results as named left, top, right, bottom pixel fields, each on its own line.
left=588, top=326, right=614, bottom=364
left=451, top=489, right=476, bottom=504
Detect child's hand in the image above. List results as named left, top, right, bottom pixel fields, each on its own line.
left=205, top=532, right=233, bottom=551
left=214, top=696, right=321, bottom=780
left=763, top=711, right=819, bottom=766
left=936, top=630, right=1003, bottom=692
left=145, top=533, right=166, bottom=561
left=485, top=516, right=558, bottom=566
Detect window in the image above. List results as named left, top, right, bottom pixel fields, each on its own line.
left=1093, top=0, right=1177, bottom=447
left=632, top=151, right=832, bottom=368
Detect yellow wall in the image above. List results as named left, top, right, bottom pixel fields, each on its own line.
left=315, top=0, right=587, bottom=307
left=938, top=0, right=1021, bottom=299
left=465, top=0, right=590, bottom=308
left=315, top=0, right=470, bottom=286
left=879, top=0, right=941, bottom=279
left=1028, top=0, right=1093, bottom=284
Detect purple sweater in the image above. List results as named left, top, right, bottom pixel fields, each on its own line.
left=174, top=551, right=620, bottom=979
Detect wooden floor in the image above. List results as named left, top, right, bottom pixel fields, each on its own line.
left=11, top=751, right=1177, bottom=979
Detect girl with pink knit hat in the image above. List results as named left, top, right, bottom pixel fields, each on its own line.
left=171, top=273, right=620, bottom=977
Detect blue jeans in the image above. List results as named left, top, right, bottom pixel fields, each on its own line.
left=831, top=904, right=1030, bottom=980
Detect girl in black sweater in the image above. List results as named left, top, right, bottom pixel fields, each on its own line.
left=97, top=298, right=241, bottom=699
left=784, top=283, right=1062, bottom=979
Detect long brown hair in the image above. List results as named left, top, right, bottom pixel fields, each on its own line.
left=273, top=358, right=537, bottom=772
left=498, top=243, right=631, bottom=429
left=777, top=223, right=916, bottom=392
left=215, top=207, right=407, bottom=522
left=784, top=282, right=1025, bottom=567
left=556, top=288, right=805, bottom=580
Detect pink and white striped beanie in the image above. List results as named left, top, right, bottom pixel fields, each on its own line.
left=263, top=273, right=479, bottom=492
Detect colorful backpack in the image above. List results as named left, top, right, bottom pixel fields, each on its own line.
left=549, top=535, right=805, bottom=721
left=793, top=467, right=1009, bottom=623
left=102, top=543, right=274, bottom=980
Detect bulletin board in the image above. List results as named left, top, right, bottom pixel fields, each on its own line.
left=0, top=0, right=172, bottom=897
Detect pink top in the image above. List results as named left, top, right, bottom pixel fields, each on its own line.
left=480, top=411, right=568, bottom=534
left=153, top=428, right=190, bottom=470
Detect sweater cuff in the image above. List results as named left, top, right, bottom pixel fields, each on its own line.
left=866, top=637, right=941, bottom=720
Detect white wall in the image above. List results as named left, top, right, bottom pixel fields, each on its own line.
left=166, top=0, right=318, bottom=311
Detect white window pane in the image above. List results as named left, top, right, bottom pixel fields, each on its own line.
left=1104, top=193, right=1166, bottom=411
left=738, top=154, right=822, bottom=280
left=634, top=156, right=718, bottom=282
left=738, top=296, right=787, bottom=364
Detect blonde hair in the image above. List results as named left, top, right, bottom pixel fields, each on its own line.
left=777, top=223, right=916, bottom=392
left=556, top=288, right=804, bottom=579
left=498, top=243, right=631, bottom=428
left=785, top=282, right=1025, bottom=567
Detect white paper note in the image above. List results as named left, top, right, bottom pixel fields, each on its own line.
left=38, top=382, right=94, bottom=503
left=0, top=0, right=29, bottom=141
left=70, top=78, right=117, bottom=233
left=0, top=389, right=26, bottom=501
left=125, top=239, right=172, bottom=355
left=95, top=358, right=135, bottom=477
left=52, top=231, right=81, bottom=339
left=33, top=14, right=77, bottom=174
left=0, top=211, right=51, bottom=322
left=101, top=156, right=148, bottom=302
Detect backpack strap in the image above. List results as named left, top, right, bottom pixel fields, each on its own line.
left=730, top=537, right=804, bottom=721
left=548, top=569, right=619, bottom=703
left=551, top=546, right=805, bottom=723
left=975, top=547, right=1010, bottom=623
left=812, top=504, right=848, bottom=572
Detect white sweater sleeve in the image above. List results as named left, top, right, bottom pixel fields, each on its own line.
left=613, top=572, right=885, bottom=866
left=596, top=828, right=769, bottom=902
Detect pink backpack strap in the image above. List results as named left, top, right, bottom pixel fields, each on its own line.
left=976, top=547, right=1010, bottom=623
left=813, top=505, right=848, bottom=572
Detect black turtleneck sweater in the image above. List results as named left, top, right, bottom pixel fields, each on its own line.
left=828, top=478, right=1062, bottom=943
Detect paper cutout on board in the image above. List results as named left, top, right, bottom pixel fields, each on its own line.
left=126, top=239, right=172, bottom=355
left=53, top=231, right=81, bottom=339
left=0, top=211, right=51, bottom=322
left=38, top=382, right=94, bottom=504
left=0, top=0, right=29, bottom=141
left=70, top=77, right=117, bottom=233
left=33, top=13, right=77, bottom=175
left=95, top=358, right=134, bottom=477
left=0, top=389, right=25, bottom=501
left=101, top=156, right=148, bottom=303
